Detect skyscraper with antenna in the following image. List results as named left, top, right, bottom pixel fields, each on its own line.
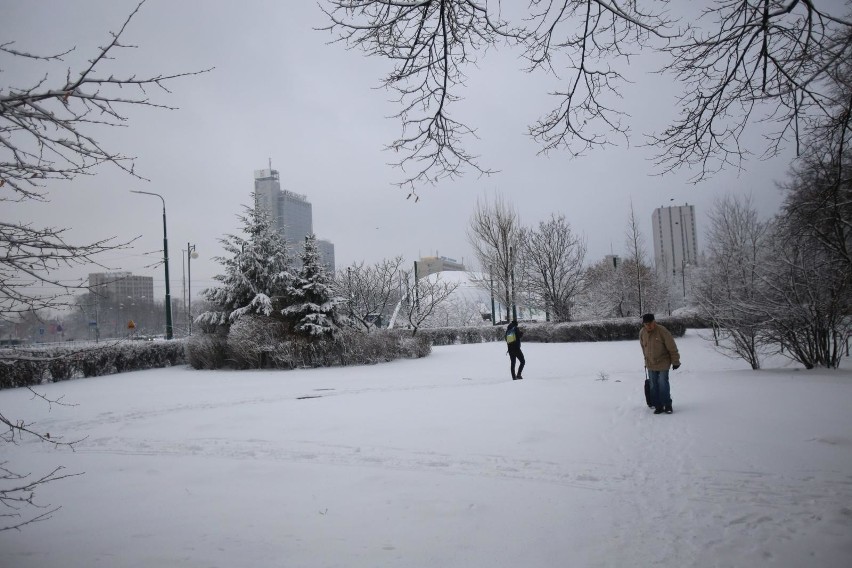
left=253, top=163, right=335, bottom=271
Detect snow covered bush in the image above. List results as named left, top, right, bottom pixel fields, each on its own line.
left=226, top=315, right=288, bottom=369
left=0, top=359, right=47, bottom=389
left=188, top=324, right=430, bottom=371
left=185, top=333, right=228, bottom=370
left=272, top=330, right=430, bottom=369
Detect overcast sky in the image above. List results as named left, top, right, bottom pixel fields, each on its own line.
left=3, top=1, right=803, bottom=302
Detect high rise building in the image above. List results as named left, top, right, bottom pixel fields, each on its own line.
left=651, top=204, right=698, bottom=280
left=254, top=168, right=312, bottom=247
left=253, top=167, right=335, bottom=271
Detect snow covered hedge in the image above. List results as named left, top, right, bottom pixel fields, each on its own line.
left=0, top=340, right=187, bottom=390
left=186, top=316, right=431, bottom=370
left=421, top=317, right=687, bottom=346
left=418, top=326, right=505, bottom=346
left=527, top=317, right=686, bottom=343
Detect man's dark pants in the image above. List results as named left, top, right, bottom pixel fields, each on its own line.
left=647, top=369, right=671, bottom=408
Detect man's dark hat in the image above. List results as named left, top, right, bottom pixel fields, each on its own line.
left=642, top=313, right=655, bottom=323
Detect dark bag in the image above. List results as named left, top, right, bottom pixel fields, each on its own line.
left=644, top=378, right=653, bottom=407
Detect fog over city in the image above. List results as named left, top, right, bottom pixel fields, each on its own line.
left=4, top=1, right=795, bottom=303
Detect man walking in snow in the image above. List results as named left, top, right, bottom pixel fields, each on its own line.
left=639, top=313, right=681, bottom=414
left=506, top=319, right=525, bottom=380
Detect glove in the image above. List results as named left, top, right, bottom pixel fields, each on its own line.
left=672, top=364, right=680, bottom=370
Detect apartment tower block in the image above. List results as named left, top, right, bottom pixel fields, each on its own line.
left=651, top=204, right=698, bottom=280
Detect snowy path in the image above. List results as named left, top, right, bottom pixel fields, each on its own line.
left=2, top=332, right=851, bottom=567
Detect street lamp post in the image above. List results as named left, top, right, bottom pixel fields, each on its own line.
left=509, top=246, right=517, bottom=322
left=187, top=243, right=198, bottom=335
left=131, top=190, right=173, bottom=339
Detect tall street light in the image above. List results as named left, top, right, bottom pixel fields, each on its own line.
left=187, top=243, right=198, bottom=335
left=131, top=190, right=173, bottom=339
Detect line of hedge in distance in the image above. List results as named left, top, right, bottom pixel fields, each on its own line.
left=0, top=340, right=187, bottom=390
left=419, top=317, right=687, bottom=346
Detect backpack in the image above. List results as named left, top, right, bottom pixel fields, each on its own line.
left=505, top=327, right=517, bottom=344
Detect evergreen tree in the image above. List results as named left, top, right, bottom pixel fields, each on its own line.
left=282, top=234, right=345, bottom=337
left=198, top=198, right=294, bottom=325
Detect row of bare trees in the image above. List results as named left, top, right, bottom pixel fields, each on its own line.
left=695, top=153, right=851, bottom=370
left=466, top=194, right=673, bottom=323
left=332, top=256, right=461, bottom=334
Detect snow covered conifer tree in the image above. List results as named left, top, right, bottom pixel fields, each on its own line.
left=282, top=234, right=345, bottom=338
left=198, top=198, right=294, bottom=326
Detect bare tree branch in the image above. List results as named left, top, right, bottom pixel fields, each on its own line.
left=524, top=0, right=674, bottom=156
left=320, top=0, right=521, bottom=195
left=1, top=0, right=208, bottom=532
left=0, top=221, right=136, bottom=322
left=652, top=0, right=852, bottom=181
left=1, top=387, right=85, bottom=532
left=0, top=0, right=212, bottom=198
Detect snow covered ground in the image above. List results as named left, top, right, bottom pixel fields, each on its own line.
left=2, top=330, right=851, bottom=567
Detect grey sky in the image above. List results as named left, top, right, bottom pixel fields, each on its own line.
left=3, top=1, right=796, bottom=302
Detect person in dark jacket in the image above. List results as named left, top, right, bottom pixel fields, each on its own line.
left=639, top=313, right=681, bottom=414
left=506, top=320, right=525, bottom=380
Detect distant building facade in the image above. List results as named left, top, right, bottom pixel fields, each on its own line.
left=603, top=254, right=621, bottom=270
left=651, top=204, right=698, bottom=280
left=88, top=272, right=154, bottom=305
left=253, top=167, right=335, bottom=272
left=87, top=272, right=160, bottom=337
left=416, top=255, right=466, bottom=279
left=316, top=239, right=336, bottom=272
